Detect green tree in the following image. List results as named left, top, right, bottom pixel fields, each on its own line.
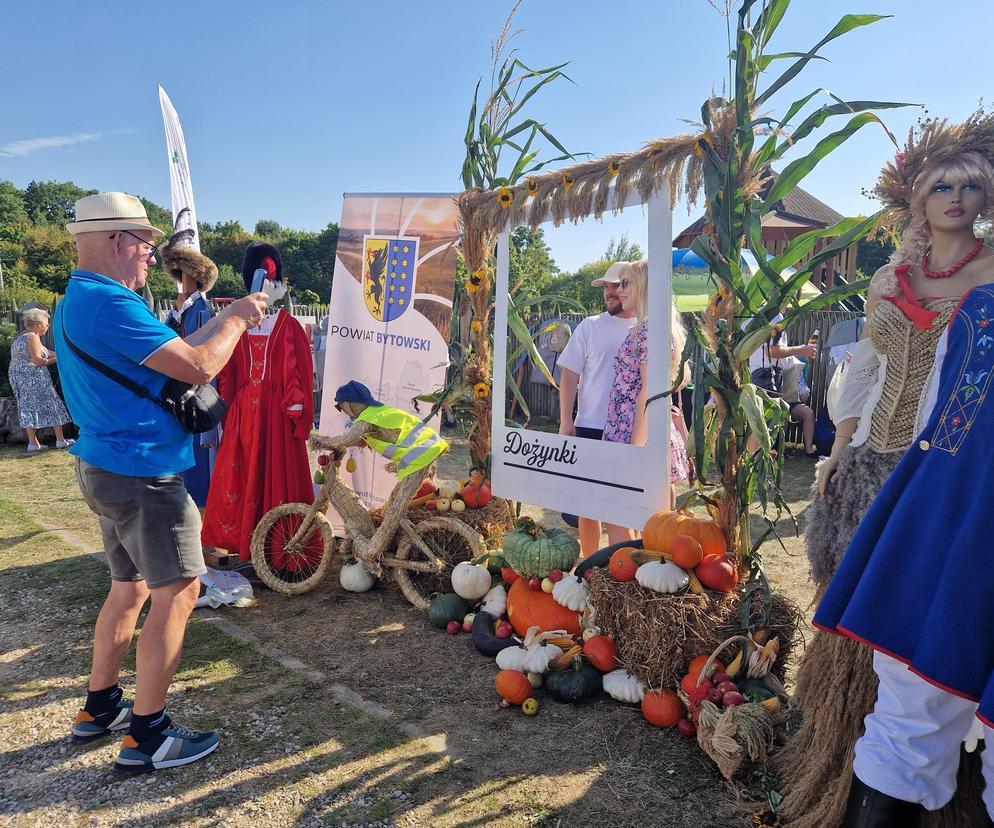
left=138, top=197, right=173, bottom=235
left=212, top=264, right=246, bottom=299
left=254, top=219, right=282, bottom=238
left=508, top=227, right=558, bottom=298
left=22, top=180, right=95, bottom=225
left=856, top=234, right=896, bottom=276
left=145, top=267, right=178, bottom=302
left=604, top=233, right=644, bottom=262
left=548, top=259, right=611, bottom=313
left=0, top=181, right=27, bottom=225
left=22, top=225, right=77, bottom=293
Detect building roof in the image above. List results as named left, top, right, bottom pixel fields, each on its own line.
left=676, top=172, right=846, bottom=239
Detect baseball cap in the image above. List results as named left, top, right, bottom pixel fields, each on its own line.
left=591, top=261, right=625, bottom=287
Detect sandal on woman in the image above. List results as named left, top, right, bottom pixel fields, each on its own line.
left=26, top=444, right=48, bottom=453
left=56, top=439, right=75, bottom=449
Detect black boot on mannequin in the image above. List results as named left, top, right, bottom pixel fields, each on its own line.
left=841, top=776, right=925, bottom=828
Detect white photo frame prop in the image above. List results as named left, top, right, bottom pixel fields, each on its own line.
left=491, top=183, right=673, bottom=530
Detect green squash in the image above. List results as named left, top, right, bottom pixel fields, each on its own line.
left=738, top=678, right=776, bottom=703
left=501, top=518, right=579, bottom=579
left=427, top=593, right=467, bottom=629
left=544, top=659, right=602, bottom=704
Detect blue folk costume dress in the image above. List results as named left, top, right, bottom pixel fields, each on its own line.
left=167, top=291, right=218, bottom=507
left=815, top=283, right=994, bottom=728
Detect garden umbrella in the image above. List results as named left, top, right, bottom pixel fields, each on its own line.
left=670, top=247, right=819, bottom=312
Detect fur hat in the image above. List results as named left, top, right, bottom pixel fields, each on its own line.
left=873, top=111, right=994, bottom=230
left=241, top=241, right=283, bottom=293
left=160, top=239, right=219, bottom=292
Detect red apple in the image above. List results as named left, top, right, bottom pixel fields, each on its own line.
left=722, top=691, right=746, bottom=707
left=317, top=454, right=330, bottom=466
left=501, top=567, right=520, bottom=585
left=425, top=500, right=437, bottom=511
left=717, top=681, right=739, bottom=695
left=446, top=621, right=461, bottom=636
left=494, top=623, right=513, bottom=640
left=528, top=578, right=542, bottom=591
left=707, top=687, right=723, bottom=704
left=415, top=479, right=437, bottom=499
left=712, top=671, right=729, bottom=685
left=548, top=569, right=564, bottom=583
left=677, top=718, right=697, bottom=738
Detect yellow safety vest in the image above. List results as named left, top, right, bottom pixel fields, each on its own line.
left=356, top=405, right=448, bottom=480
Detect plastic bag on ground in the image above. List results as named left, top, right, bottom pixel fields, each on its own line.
left=195, top=566, right=254, bottom=609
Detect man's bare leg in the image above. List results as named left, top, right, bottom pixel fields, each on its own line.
left=88, top=579, right=150, bottom=691
left=577, top=517, right=603, bottom=558
left=132, top=577, right=200, bottom=715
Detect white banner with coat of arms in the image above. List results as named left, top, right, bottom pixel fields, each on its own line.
left=320, top=193, right=459, bottom=511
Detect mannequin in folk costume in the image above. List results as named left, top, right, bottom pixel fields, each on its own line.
left=159, top=216, right=220, bottom=507
left=201, top=242, right=314, bottom=560
left=773, top=114, right=994, bottom=828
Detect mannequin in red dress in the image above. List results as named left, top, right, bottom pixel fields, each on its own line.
left=201, top=244, right=314, bottom=559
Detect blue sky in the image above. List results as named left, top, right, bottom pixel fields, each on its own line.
left=2, top=1, right=992, bottom=272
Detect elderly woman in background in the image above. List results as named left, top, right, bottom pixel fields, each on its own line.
left=7, top=307, right=73, bottom=452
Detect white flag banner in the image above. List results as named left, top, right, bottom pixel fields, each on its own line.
left=319, top=193, right=459, bottom=516
left=157, top=85, right=200, bottom=251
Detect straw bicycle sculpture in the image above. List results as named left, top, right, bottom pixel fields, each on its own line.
left=250, top=433, right=485, bottom=608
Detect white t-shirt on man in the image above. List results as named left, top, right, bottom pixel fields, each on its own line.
left=746, top=313, right=788, bottom=373
left=557, top=312, right=638, bottom=430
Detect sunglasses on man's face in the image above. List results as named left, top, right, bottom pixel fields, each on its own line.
left=619, top=278, right=630, bottom=288
left=115, top=230, right=159, bottom=260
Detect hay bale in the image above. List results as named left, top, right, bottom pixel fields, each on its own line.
left=588, top=569, right=803, bottom=692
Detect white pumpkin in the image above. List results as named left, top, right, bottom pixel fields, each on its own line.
left=436, top=482, right=460, bottom=500
left=480, top=584, right=507, bottom=617
left=522, top=641, right=563, bottom=674
left=339, top=560, right=375, bottom=593
left=552, top=575, right=588, bottom=612
left=602, top=669, right=646, bottom=704
left=635, top=560, right=689, bottom=593
left=496, top=645, right=528, bottom=672
left=451, top=561, right=492, bottom=600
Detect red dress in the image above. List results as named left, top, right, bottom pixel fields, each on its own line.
left=202, top=310, right=314, bottom=559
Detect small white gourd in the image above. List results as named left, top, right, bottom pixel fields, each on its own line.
left=339, top=560, right=375, bottom=593
left=522, top=641, right=563, bottom=674
left=635, top=560, right=689, bottom=594
left=495, top=645, right=528, bottom=672
left=602, top=669, right=646, bottom=704
left=480, top=584, right=507, bottom=617
left=451, top=561, right=492, bottom=600
left=552, top=574, right=588, bottom=612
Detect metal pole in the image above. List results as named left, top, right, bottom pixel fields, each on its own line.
left=0, top=256, right=5, bottom=290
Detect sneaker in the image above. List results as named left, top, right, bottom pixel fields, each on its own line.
left=26, top=444, right=48, bottom=453
left=114, top=720, right=219, bottom=773
left=56, top=439, right=76, bottom=449
left=72, top=697, right=134, bottom=742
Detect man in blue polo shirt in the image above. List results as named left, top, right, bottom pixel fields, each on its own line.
left=57, top=192, right=266, bottom=772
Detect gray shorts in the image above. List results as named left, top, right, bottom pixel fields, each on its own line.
left=74, top=458, right=206, bottom=589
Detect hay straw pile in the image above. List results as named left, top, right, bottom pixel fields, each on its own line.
left=588, top=569, right=803, bottom=692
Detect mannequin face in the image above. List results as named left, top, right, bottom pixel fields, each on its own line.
left=924, top=178, right=986, bottom=234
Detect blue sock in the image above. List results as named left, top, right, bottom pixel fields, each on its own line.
left=128, top=709, right=169, bottom=742
left=84, top=684, right=122, bottom=715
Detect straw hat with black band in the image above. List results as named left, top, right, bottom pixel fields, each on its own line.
left=66, top=192, right=166, bottom=237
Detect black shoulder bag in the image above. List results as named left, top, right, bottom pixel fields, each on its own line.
left=60, top=318, right=227, bottom=434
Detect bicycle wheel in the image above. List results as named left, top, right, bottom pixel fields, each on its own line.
left=393, top=516, right=486, bottom=609
left=250, top=503, right=335, bottom=595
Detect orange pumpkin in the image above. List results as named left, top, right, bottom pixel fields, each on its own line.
left=683, top=516, right=727, bottom=558
left=642, top=510, right=691, bottom=552
left=496, top=670, right=533, bottom=704
left=680, top=671, right=704, bottom=696
left=641, top=689, right=686, bottom=728
left=670, top=535, right=704, bottom=569
left=582, top=635, right=618, bottom=672
left=688, top=655, right=724, bottom=678
left=506, top=576, right=581, bottom=636
left=609, top=546, right=640, bottom=581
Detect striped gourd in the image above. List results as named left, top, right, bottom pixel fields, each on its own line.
left=501, top=518, right=579, bottom=579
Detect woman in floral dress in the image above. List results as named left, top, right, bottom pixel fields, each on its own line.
left=8, top=308, right=74, bottom=452
left=602, top=260, right=689, bottom=541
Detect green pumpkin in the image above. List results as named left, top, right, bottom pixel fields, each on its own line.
left=544, top=659, right=602, bottom=704
left=427, top=593, right=467, bottom=629
left=501, top=518, right=579, bottom=579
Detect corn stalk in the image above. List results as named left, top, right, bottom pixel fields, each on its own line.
left=458, top=8, right=581, bottom=473
left=664, top=0, right=910, bottom=565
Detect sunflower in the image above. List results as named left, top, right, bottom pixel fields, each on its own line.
left=526, top=177, right=539, bottom=196
left=471, top=267, right=486, bottom=279
left=466, top=281, right=479, bottom=294
left=498, top=187, right=514, bottom=208
left=471, top=320, right=482, bottom=332
left=473, top=382, right=490, bottom=399
left=608, top=160, right=621, bottom=177
left=562, top=172, right=575, bottom=190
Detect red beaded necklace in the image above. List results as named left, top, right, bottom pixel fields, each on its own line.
left=921, top=238, right=984, bottom=279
